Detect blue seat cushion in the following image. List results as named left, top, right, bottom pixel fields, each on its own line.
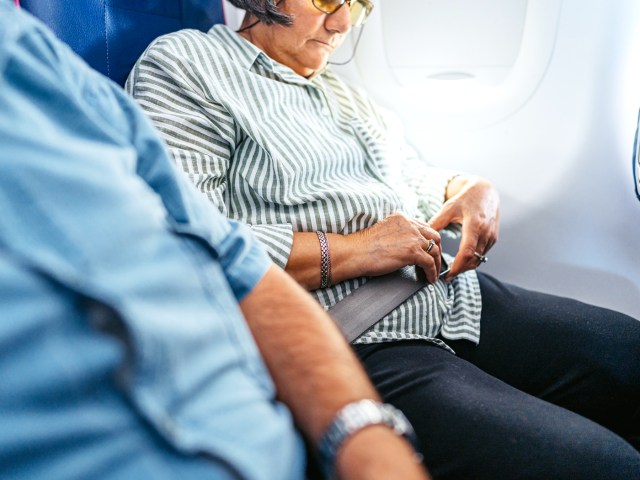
left=21, top=0, right=224, bottom=86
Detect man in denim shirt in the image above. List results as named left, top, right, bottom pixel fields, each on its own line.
left=0, top=3, right=427, bottom=479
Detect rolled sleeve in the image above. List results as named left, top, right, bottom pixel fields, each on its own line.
left=217, top=220, right=273, bottom=301
left=248, top=224, right=294, bottom=269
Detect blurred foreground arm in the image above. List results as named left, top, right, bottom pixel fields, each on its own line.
left=241, top=266, right=430, bottom=480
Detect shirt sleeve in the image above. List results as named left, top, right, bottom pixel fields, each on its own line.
left=126, top=37, right=233, bottom=215
left=120, top=80, right=273, bottom=300
left=0, top=8, right=273, bottom=304
left=126, top=35, right=295, bottom=268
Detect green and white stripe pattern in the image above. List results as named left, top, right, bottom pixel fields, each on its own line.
left=127, top=24, right=482, bottom=346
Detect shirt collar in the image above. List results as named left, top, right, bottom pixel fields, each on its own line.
left=207, top=24, right=264, bottom=71
left=207, top=24, right=327, bottom=87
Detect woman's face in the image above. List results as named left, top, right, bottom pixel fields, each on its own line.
left=242, top=0, right=352, bottom=77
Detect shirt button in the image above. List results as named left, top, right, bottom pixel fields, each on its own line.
left=428, top=285, right=435, bottom=292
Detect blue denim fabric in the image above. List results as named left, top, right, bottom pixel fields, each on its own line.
left=0, top=2, right=305, bottom=479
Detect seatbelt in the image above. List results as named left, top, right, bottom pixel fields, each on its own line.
left=328, top=266, right=426, bottom=343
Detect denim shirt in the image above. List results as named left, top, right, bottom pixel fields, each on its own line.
left=0, top=3, right=304, bottom=479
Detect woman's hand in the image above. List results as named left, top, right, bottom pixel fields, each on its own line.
left=428, top=175, right=500, bottom=279
left=286, top=213, right=443, bottom=290
left=345, top=212, right=443, bottom=284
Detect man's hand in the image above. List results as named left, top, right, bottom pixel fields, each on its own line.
left=428, top=175, right=500, bottom=279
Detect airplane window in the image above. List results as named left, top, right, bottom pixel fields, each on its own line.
left=382, top=0, right=527, bottom=87
left=342, top=0, right=563, bottom=124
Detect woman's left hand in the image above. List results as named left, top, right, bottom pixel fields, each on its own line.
left=428, top=175, right=500, bottom=279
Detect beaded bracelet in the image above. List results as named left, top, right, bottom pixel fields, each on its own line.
left=316, top=231, right=332, bottom=289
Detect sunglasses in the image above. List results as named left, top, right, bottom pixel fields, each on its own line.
left=311, top=0, right=374, bottom=27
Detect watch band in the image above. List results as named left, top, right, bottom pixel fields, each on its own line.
left=318, top=399, right=421, bottom=478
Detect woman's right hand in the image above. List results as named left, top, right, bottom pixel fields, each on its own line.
left=286, top=213, right=442, bottom=289
left=344, top=212, right=442, bottom=283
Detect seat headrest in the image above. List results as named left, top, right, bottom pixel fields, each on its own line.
left=21, top=0, right=225, bottom=86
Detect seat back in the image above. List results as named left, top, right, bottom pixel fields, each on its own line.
left=20, top=0, right=225, bottom=86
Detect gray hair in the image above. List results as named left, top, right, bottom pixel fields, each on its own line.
left=227, top=0, right=292, bottom=26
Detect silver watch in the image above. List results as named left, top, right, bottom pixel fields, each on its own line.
left=318, top=399, right=421, bottom=478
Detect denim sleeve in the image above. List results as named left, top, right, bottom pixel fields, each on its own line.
left=116, top=84, right=273, bottom=300
left=2, top=5, right=273, bottom=302
left=0, top=7, right=304, bottom=479
left=93, top=49, right=273, bottom=301
left=120, top=95, right=274, bottom=301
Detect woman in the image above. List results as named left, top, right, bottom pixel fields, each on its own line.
left=127, top=0, right=640, bottom=477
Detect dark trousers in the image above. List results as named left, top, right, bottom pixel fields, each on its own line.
left=354, top=273, right=640, bottom=480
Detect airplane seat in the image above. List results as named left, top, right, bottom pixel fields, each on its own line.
left=19, top=0, right=225, bottom=87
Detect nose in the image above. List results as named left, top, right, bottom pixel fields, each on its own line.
left=325, top=2, right=352, bottom=35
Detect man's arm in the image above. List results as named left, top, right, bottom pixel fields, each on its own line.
left=240, top=265, right=430, bottom=480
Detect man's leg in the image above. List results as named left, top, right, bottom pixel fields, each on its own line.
left=354, top=341, right=640, bottom=480
left=446, top=273, right=640, bottom=450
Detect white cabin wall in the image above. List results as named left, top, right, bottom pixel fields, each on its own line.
left=334, top=0, right=640, bottom=318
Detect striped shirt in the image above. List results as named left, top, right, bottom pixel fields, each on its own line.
left=126, top=24, right=482, bottom=347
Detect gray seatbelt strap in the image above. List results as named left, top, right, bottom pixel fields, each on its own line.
left=328, top=266, right=426, bottom=343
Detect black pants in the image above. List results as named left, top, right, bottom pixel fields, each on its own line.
left=353, top=273, right=640, bottom=480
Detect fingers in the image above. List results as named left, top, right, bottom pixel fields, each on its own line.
left=416, top=239, right=440, bottom=283
left=415, top=221, right=442, bottom=282
left=444, top=222, right=477, bottom=279
left=425, top=202, right=456, bottom=232
left=474, top=209, right=500, bottom=260
left=445, top=218, right=498, bottom=280
left=427, top=176, right=501, bottom=280
left=405, top=216, right=442, bottom=283
left=360, top=212, right=444, bottom=279
left=425, top=238, right=442, bottom=278
left=472, top=210, right=500, bottom=259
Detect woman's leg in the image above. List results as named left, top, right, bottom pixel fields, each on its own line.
left=354, top=341, right=640, bottom=480
left=446, top=273, right=640, bottom=450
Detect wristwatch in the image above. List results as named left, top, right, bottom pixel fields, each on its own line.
left=318, top=399, right=422, bottom=478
